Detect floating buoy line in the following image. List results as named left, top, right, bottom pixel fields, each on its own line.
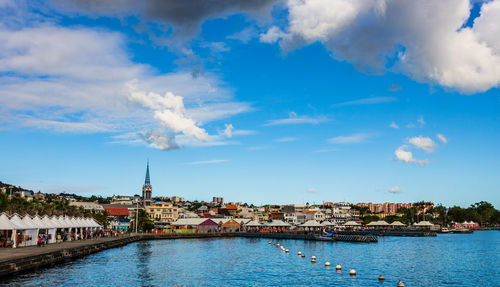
left=268, top=241, right=404, bottom=285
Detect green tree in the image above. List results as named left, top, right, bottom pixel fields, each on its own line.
left=130, top=209, right=154, bottom=232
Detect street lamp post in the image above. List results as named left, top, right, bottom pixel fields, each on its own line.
left=135, top=200, right=139, bottom=234
left=8, top=186, right=13, bottom=199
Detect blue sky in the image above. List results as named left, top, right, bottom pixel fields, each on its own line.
left=0, top=0, right=499, bottom=207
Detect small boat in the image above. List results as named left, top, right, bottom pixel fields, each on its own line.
left=441, top=228, right=450, bottom=233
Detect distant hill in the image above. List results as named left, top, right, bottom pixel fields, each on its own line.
left=0, top=181, right=34, bottom=194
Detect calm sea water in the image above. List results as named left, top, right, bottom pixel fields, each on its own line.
left=1, top=231, right=499, bottom=286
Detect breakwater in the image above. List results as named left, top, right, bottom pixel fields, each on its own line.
left=238, top=232, right=378, bottom=243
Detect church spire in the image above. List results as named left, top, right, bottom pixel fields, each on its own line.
left=144, top=159, right=151, bottom=187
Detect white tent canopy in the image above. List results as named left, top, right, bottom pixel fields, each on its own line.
left=245, top=220, right=263, bottom=227
left=52, top=215, right=65, bottom=228
left=300, top=220, right=323, bottom=227
left=22, top=215, right=43, bottom=229
left=366, top=220, right=390, bottom=226
left=0, top=213, right=21, bottom=230
left=414, top=221, right=434, bottom=226
left=10, top=214, right=36, bottom=230
left=390, top=221, right=406, bottom=226
left=265, top=220, right=291, bottom=227
left=32, top=215, right=49, bottom=229
left=171, top=218, right=208, bottom=226
left=42, top=215, right=58, bottom=229
left=343, top=221, right=361, bottom=226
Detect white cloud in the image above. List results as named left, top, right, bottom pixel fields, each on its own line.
left=227, top=27, right=257, bottom=43
left=388, top=186, right=401, bottom=193
left=328, top=133, right=373, bottom=144
left=264, top=112, right=328, bottom=126
left=306, top=188, right=316, bottom=193
left=389, top=122, right=399, bottom=129
left=128, top=82, right=209, bottom=141
left=219, top=124, right=257, bottom=139
left=408, top=135, right=436, bottom=153
left=260, top=26, right=286, bottom=43
left=139, top=130, right=179, bottom=151
left=437, top=133, right=448, bottom=144
left=184, top=159, right=229, bottom=165
left=223, top=124, right=234, bottom=138
left=0, top=24, right=251, bottom=150
left=333, top=97, right=397, bottom=107
left=267, top=0, right=500, bottom=93
left=274, top=137, right=298, bottom=143
left=394, top=145, right=429, bottom=166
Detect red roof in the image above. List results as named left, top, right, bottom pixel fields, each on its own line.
left=222, top=204, right=238, bottom=210
left=103, top=206, right=129, bottom=216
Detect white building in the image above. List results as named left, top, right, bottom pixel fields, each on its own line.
left=69, top=201, right=104, bottom=211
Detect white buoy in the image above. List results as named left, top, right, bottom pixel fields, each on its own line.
left=397, top=281, right=405, bottom=287
left=285, top=249, right=289, bottom=253
left=325, top=262, right=331, bottom=267
left=277, top=244, right=280, bottom=247
left=298, top=251, right=302, bottom=255
left=335, top=265, right=341, bottom=270
left=311, top=256, right=316, bottom=260
left=378, top=275, right=385, bottom=282
left=349, top=269, right=356, bottom=276
left=311, top=259, right=316, bottom=263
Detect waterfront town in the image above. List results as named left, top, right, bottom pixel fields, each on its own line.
left=1, top=162, right=497, bottom=249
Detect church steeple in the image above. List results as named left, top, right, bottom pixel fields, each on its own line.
left=144, top=159, right=151, bottom=187
left=142, top=160, right=152, bottom=205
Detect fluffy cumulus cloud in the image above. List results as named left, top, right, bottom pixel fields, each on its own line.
left=263, top=0, right=500, bottom=93
left=408, top=135, right=436, bottom=153
left=128, top=82, right=208, bottom=141
left=394, top=145, right=430, bottom=166
left=394, top=133, right=448, bottom=165
left=388, top=186, right=401, bottom=193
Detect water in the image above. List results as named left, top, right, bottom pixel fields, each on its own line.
left=1, top=231, right=499, bottom=286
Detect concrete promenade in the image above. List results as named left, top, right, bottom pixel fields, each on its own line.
left=0, top=233, right=236, bottom=278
